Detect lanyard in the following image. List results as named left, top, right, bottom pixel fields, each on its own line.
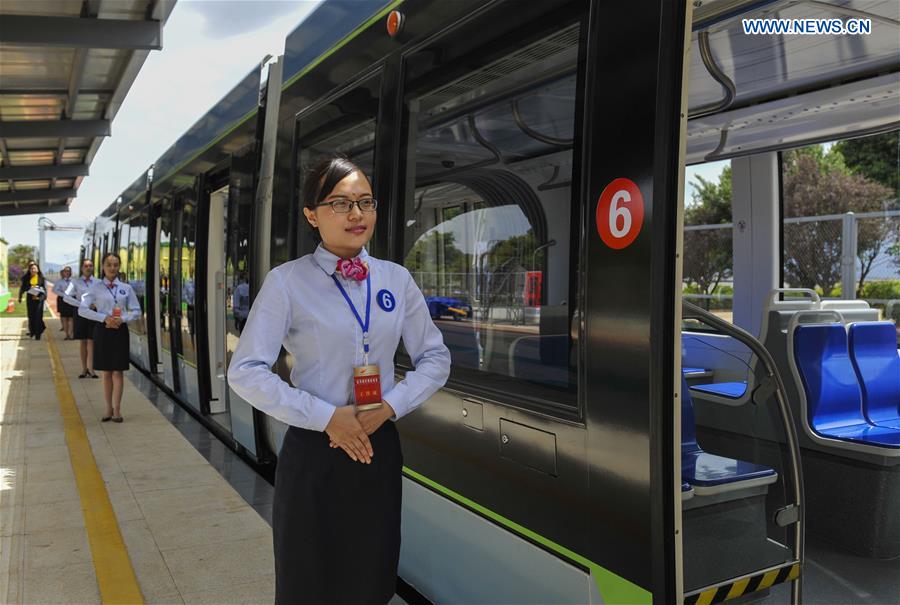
left=105, top=281, right=120, bottom=308
left=330, top=273, right=371, bottom=364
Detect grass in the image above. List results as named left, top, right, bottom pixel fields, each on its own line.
left=1, top=298, right=53, bottom=319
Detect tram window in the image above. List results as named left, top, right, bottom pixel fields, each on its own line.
left=682, top=161, right=733, bottom=331
left=781, top=133, right=900, bottom=344
left=294, top=76, right=382, bottom=256
left=176, top=195, right=198, bottom=366
left=159, top=199, right=173, bottom=351
left=118, top=223, right=130, bottom=279
left=400, top=23, right=582, bottom=408
left=127, top=215, right=148, bottom=336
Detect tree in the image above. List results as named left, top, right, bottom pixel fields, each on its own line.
left=8, top=244, right=37, bottom=287
left=405, top=231, right=469, bottom=274
left=682, top=166, right=733, bottom=300
left=834, top=131, right=899, bottom=198
left=782, top=147, right=894, bottom=295
left=404, top=231, right=470, bottom=297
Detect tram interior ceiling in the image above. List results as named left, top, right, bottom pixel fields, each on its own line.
left=686, top=0, right=900, bottom=163
left=0, top=0, right=176, bottom=217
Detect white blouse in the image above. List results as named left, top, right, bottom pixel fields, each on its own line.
left=228, top=245, right=451, bottom=432
left=53, top=278, right=76, bottom=306
left=78, top=278, right=141, bottom=323
left=63, top=275, right=96, bottom=308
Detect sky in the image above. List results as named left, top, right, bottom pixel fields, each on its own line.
left=1, top=0, right=320, bottom=265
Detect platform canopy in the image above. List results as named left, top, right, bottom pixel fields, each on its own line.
left=0, top=0, right=176, bottom=217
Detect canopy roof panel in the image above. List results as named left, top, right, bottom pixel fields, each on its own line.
left=0, top=0, right=176, bottom=216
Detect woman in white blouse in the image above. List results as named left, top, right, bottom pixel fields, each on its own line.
left=228, top=156, right=451, bottom=604
left=79, top=253, right=141, bottom=422
left=66, top=259, right=99, bottom=378
left=53, top=265, right=77, bottom=339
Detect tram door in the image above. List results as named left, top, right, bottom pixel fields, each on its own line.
left=172, top=190, right=202, bottom=411
left=206, top=184, right=230, bottom=425
left=205, top=153, right=258, bottom=452
left=157, top=197, right=178, bottom=392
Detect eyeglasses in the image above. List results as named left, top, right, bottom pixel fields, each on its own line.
left=317, top=197, right=378, bottom=213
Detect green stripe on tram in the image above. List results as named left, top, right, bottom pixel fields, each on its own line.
left=154, top=0, right=406, bottom=191
left=401, top=466, right=652, bottom=605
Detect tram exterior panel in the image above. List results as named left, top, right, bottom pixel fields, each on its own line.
left=82, top=0, right=900, bottom=601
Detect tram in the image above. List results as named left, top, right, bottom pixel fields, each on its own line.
left=81, top=0, right=900, bottom=603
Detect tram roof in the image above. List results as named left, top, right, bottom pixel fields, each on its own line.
left=0, top=0, right=176, bottom=217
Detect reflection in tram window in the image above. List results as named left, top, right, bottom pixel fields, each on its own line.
left=159, top=203, right=173, bottom=350
left=232, top=275, right=250, bottom=333
left=179, top=199, right=198, bottom=363
left=402, top=25, right=579, bottom=406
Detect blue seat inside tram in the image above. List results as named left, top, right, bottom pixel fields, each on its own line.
left=681, top=377, right=777, bottom=491
left=848, top=322, right=900, bottom=430
left=690, top=381, right=747, bottom=399
left=793, top=324, right=900, bottom=448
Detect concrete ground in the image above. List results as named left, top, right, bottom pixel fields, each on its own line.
left=0, top=315, right=275, bottom=604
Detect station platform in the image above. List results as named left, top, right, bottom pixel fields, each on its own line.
left=3, top=310, right=895, bottom=604
left=0, top=314, right=277, bottom=604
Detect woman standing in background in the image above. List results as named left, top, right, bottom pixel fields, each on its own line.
left=67, top=259, right=99, bottom=378
left=18, top=262, right=46, bottom=340
left=53, top=265, right=77, bottom=339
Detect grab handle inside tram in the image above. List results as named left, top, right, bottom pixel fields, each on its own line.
left=681, top=301, right=805, bottom=605
left=768, top=287, right=821, bottom=306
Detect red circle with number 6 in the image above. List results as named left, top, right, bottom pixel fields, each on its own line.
left=596, top=177, right=644, bottom=250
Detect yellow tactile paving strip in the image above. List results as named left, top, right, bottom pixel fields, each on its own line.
left=1, top=316, right=275, bottom=604
left=46, top=327, right=145, bottom=604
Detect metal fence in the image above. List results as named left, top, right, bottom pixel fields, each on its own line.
left=683, top=210, right=900, bottom=321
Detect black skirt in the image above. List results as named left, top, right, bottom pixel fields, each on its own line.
left=273, top=420, right=402, bottom=605
left=74, top=314, right=98, bottom=340
left=57, top=298, right=76, bottom=318
left=92, top=322, right=130, bottom=371
left=26, top=298, right=46, bottom=337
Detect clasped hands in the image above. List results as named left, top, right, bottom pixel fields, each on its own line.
left=104, top=315, right=123, bottom=329
left=324, top=402, right=394, bottom=464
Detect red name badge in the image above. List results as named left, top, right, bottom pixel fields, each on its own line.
left=353, top=365, right=383, bottom=411
left=112, top=306, right=122, bottom=318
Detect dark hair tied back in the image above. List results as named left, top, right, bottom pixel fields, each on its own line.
left=101, top=252, right=121, bottom=265
left=302, top=155, right=365, bottom=210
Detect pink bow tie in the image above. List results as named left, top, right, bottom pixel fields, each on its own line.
left=336, top=257, right=369, bottom=281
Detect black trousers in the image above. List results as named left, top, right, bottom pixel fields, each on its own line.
left=26, top=298, right=45, bottom=337
left=273, top=421, right=403, bottom=605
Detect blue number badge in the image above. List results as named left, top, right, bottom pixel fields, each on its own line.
left=376, top=289, right=396, bottom=312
